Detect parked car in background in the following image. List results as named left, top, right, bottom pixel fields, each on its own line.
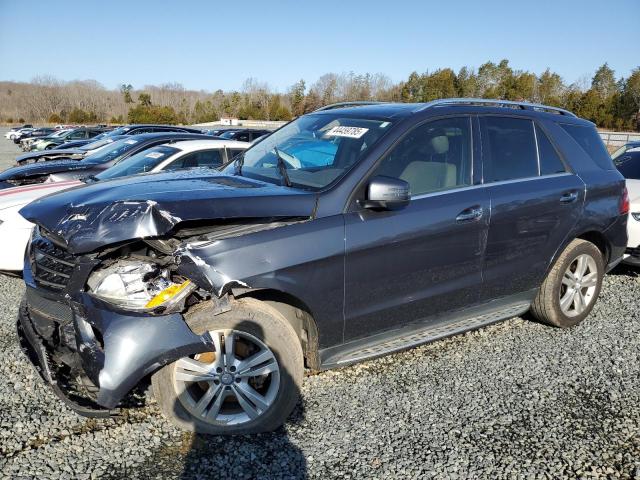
left=105, top=124, right=204, bottom=136
left=16, top=127, right=56, bottom=142
left=16, top=99, right=627, bottom=435
left=613, top=145, right=640, bottom=265
left=20, top=128, right=76, bottom=150
left=4, top=125, right=33, bottom=140
left=203, top=128, right=229, bottom=136
left=30, top=127, right=108, bottom=151
left=15, top=136, right=125, bottom=165
left=0, top=139, right=249, bottom=271
left=217, top=128, right=271, bottom=142
left=0, top=132, right=213, bottom=188
left=6, top=127, right=35, bottom=141
left=37, top=130, right=118, bottom=151
left=612, top=141, right=640, bottom=162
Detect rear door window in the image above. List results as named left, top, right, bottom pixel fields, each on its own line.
left=559, top=123, right=613, bottom=170
left=165, top=149, right=223, bottom=170
left=481, top=117, right=538, bottom=182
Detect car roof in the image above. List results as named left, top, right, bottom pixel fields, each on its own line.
left=163, top=139, right=251, bottom=152
left=124, top=132, right=211, bottom=142
left=311, top=100, right=591, bottom=124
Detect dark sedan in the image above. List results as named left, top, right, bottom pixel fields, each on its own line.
left=0, top=132, right=211, bottom=188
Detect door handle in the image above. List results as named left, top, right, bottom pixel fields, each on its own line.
left=560, top=191, right=578, bottom=203
left=456, top=206, right=484, bottom=222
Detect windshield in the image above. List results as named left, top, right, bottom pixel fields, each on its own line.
left=95, top=145, right=180, bottom=180
left=79, top=136, right=118, bottom=151
left=219, top=130, right=238, bottom=139
left=104, top=126, right=133, bottom=136
left=221, top=114, right=392, bottom=190
left=49, top=130, right=70, bottom=138
left=82, top=138, right=142, bottom=164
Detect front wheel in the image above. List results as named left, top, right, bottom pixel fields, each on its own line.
left=530, top=239, right=604, bottom=328
left=152, top=298, right=303, bottom=435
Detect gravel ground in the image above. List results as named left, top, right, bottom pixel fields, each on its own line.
left=0, top=127, right=21, bottom=170
left=1, top=267, right=640, bottom=479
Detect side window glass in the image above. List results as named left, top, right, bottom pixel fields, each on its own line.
left=373, top=117, right=472, bottom=196
left=559, top=123, right=613, bottom=170
left=164, top=156, right=186, bottom=171
left=481, top=117, right=537, bottom=182
left=536, top=125, right=566, bottom=175
left=194, top=150, right=222, bottom=167
left=166, top=150, right=223, bottom=171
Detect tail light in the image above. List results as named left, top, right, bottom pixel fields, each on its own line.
left=620, top=186, right=630, bottom=215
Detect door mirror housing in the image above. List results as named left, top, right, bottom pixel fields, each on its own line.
left=361, top=176, right=411, bottom=210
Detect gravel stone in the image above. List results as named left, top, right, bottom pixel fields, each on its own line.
left=1, top=264, right=640, bottom=478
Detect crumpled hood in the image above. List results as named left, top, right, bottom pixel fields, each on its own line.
left=20, top=170, right=316, bottom=254
left=0, top=159, right=93, bottom=188
left=15, top=149, right=85, bottom=165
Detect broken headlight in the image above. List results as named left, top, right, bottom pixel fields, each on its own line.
left=87, top=261, right=195, bottom=312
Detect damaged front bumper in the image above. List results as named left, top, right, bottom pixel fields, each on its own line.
left=19, top=259, right=212, bottom=413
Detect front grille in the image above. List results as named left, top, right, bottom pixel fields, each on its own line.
left=32, top=237, right=77, bottom=290
left=25, top=286, right=73, bottom=325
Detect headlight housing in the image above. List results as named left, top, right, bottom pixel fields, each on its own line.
left=87, top=261, right=195, bottom=312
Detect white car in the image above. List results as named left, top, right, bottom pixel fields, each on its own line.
left=614, top=145, right=640, bottom=265
left=5, top=128, right=35, bottom=141
left=0, top=139, right=249, bottom=272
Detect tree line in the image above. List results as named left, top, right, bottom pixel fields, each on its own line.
left=0, top=60, right=638, bottom=131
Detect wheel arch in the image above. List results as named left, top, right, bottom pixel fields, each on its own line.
left=543, top=229, right=611, bottom=282
left=575, top=230, right=611, bottom=264
left=232, top=288, right=321, bottom=371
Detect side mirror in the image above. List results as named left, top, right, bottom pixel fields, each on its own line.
left=361, top=176, right=411, bottom=210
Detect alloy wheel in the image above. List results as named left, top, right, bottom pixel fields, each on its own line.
left=172, top=329, right=280, bottom=426
left=559, top=253, right=598, bottom=317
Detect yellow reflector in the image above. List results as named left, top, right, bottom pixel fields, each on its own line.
left=145, top=280, right=192, bottom=309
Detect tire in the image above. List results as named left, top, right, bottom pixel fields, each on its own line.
left=530, top=239, right=604, bottom=328
left=152, top=297, right=303, bottom=435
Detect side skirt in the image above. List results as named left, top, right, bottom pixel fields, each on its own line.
left=319, top=291, right=535, bottom=369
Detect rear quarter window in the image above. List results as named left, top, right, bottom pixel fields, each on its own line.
left=559, top=123, right=613, bottom=170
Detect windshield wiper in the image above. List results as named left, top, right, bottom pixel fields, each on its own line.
left=273, top=147, right=292, bottom=187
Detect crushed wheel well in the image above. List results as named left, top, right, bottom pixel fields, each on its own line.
left=232, top=289, right=321, bottom=371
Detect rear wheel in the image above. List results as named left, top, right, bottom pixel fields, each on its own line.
left=531, top=239, right=604, bottom=328
left=152, top=298, right=303, bottom=435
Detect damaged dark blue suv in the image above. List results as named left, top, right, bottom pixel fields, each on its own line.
left=17, top=99, right=627, bottom=434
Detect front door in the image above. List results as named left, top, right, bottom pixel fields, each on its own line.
left=344, top=116, right=489, bottom=342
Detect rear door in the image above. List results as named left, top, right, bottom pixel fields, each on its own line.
left=480, top=116, right=585, bottom=300
left=344, top=116, right=490, bottom=341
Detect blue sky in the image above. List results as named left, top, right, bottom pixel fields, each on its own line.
left=0, top=0, right=638, bottom=92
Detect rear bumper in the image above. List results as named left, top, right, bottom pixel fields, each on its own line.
left=603, top=214, right=628, bottom=271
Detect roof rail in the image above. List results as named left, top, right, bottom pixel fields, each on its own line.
left=417, top=98, right=577, bottom=117
left=314, top=101, right=387, bottom=112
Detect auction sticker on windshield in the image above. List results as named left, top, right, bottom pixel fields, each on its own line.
left=325, top=126, right=369, bottom=139
left=145, top=152, right=164, bottom=159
